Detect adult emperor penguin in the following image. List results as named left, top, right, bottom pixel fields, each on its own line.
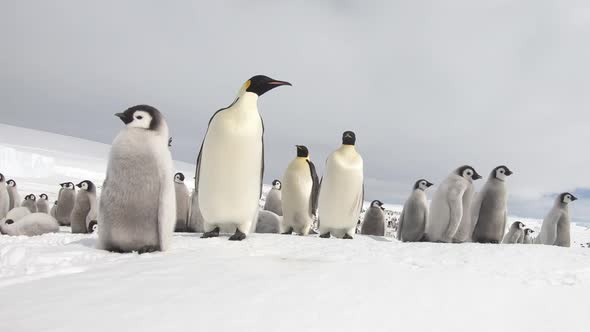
left=196, top=75, right=291, bottom=241
left=174, top=172, right=190, bottom=232
left=0, top=173, right=9, bottom=219
left=21, top=194, right=38, bottom=213
left=318, top=131, right=364, bottom=239
left=536, top=192, right=577, bottom=247
left=424, top=165, right=482, bottom=243
left=397, top=179, right=434, bottom=242
left=70, top=180, right=97, bottom=233
left=523, top=228, right=534, bottom=244
left=36, top=193, right=50, bottom=213
left=56, top=182, right=76, bottom=226
left=6, top=179, right=20, bottom=210
left=471, top=165, right=513, bottom=244
left=188, top=190, right=205, bottom=232
left=99, top=105, right=175, bottom=253
left=281, top=145, right=319, bottom=236
left=360, top=200, right=386, bottom=236
left=264, top=179, right=283, bottom=216
left=502, top=221, right=525, bottom=244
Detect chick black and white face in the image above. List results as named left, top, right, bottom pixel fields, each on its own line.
left=525, top=229, right=534, bottom=235
left=40, top=194, right=48, bottom=200
left=371, top=200, right=384, bottom=210
left=561, top=192, right=577, bottom=204
left=458, top=166, right=481, bottom=181
left=494, top=165, right=513, bottom=181
left=514, top=221, right=525, bottom=230
left=7, top=179, right=16, bottom=187
left=28, top=194, right=36, bottom=201
left=272, top=180, right=281, bottom=190
left=115, top=105, right=161, bottom=131
left=174, top=173, right=185, bottom=183
left=78, top=181, right=89, bottom=191
left=414, top=179, right=433, bottom=191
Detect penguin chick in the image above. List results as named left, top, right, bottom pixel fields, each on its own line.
left=0, top=173, right=9, bottom=219
left=50, top=201, right=58, bottom=219
left=174, top=172, right=190, bottom=232
left=98, top=105, right=176, bottom=253
left=56, top=182, right=76, bottom=225
left=397, top=179, right=433, bottom=242
left=471, top=165, right=513, bottom=244
left=36, top=193, right=50, bottom=214
left=536, top=192, right=577, bottom=247
left=502, top=221, right=525, bottom=244
left=425, top=165, right=482, bottom=243
left=360, top=200, right=386, bottom=236
left=264, top=180, right=283, bottom=216
left=5, top=179, right=20, bottom=211
left=21, top=194, right=38, bottom=213
left=70, top=180, right=97, bottom=233
left=0, top=207, right=59, bottom=236
left=523, top=228, right=534, bottom=244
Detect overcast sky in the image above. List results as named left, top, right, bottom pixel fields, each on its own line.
left=2, top=0, right=590, bottom=222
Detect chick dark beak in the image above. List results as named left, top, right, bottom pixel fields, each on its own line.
left=427, top=182, right=434, bottom=187
left=572, top=195, right=578, bottom=201
left=505, top=169, right=513, bottom=176
left=473, top=173, right=482, bottom=180
left=115, top=113, right=125, bottom=119
left=76, top=184, right=82, bottom=188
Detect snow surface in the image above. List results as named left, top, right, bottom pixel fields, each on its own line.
left=1, top=124, right=590, bottom=332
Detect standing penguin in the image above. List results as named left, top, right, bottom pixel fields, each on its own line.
left=318, top=131, right=364, bottom=239
left=21, top=194, right=38, bottom=213
left=70, top=180, right=97, bottom=233
left=264, top=180, right=283, bottom=216
left=50, top=201, right=58, bottom=219
left=502, top=221, right=525, bottom=244
left=471, top=165, right=513, bottom=244
left=98, top=105, right=175, bottom=253
left=6, top=179, right=21, bottom=210
left=397, top=179, right=434, bottom=242
left=424, top=165, right=482, bottom=243
left=281, top=145, right=319, bottom=236
left=174, top=172, right=190, bottom=232
left=536, top=192, right=577, bottom=247
left=360, top=200, right=386, bottom=236
left=196, top=75, right=291, bottom=241
left=56, top=182, right=76, bottom=226
left=0, top=173, right=9, bottom=219
left=36, top=193, right=50, bottom=213
left=523, top=228, right=534, bottom=244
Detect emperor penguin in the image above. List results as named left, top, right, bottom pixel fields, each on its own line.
left=264, top=179, right=283, bottom=216
left=6, top=179, right=21, bottom=210
left=536, top=192, right=577, bottom=247
left=0, top=207, right=59, bottom=236
left=471, top=165, right=513, bottom=244
left=502, top=221, right=525, bottom=244
left=174, top=172, right=190, bottom=232
left=424, top=165, right=482, bottom=243
left=36, top=193, right=50, bottom=213
left=98, top=105, right=175, bottom=253
left=56, top=182, right=76, bottom=226
left=281, top=145, right=320, bottom=236
left=318, top=131, right=364, bottom=239
left=50, top=201, right=58, bottom=219
left=70, top=180, right=98, bottom=233
left=0, top=173, right=9, bottom=219
left=523, top=228, right=534, bottom=244
left=397, top=179, right=434, bottom=242
left=360, top=200, right=386, bottom=236
left=22, top=194, right=38, bottom=213
left=196, top=75, right=291, bottom=241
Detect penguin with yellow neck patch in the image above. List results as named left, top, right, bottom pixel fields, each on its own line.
left=196, top=75, right=291, bottom=241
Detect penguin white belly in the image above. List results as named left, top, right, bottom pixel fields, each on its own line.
left=282, top=161, right=313, bottom=231
left=199, top=111, right=262, bottom=230
left=318, top=152, right=363, bottom=237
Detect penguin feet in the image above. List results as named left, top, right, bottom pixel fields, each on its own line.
left=229, top=229, right=246, bottom=241
left=137, top=246, right=159, bottom=254
left=319, top=232, right=331, bottom=238
left=201, top=227, right=220, bottom=238
left=282, top=228, right=293, bottom=235
left=308, top=228, right=318, bottom=235
left=343, top=233, right=353, bottom=240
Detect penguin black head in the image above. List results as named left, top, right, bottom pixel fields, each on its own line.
left=370, top=200, right=385, bottom=211
left=115, top=105, right=163, bottom=131
left=174, top=172, right=185, bottom=183
left=296, top=145, right=309, bottom=158
left=272, top=179, right=282, bottom=190
left=54, top=201, right=58, bottom=205
left=28, top=194, right=36, bottom=201
left=39, top=194, right=48, bottom=200
left=414, top=179, right=434, bottom=191
left=342, top=131, right=356, bottom=145
left=512, top=221, right=525, bottom=230
left=60, top=182, right=75, bottom=190
left=168, top=137, right=173, bottom=147
left=559, top=192, right=578, bottom=204
left=457, top=165, right=482, bottom=181
left=244, top=75, right=292, bottom=96
left=0, top=173, right=4, bottom=182
left=76, top=180, right=95, bottom=192
left=492, top=165, right=513, bottom=181
left=7, top=179, right=16, bottom=187
left=524, top=228, right=534, bottom=235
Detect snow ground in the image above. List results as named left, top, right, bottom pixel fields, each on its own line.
left=1, top=124, right=590, bottom=332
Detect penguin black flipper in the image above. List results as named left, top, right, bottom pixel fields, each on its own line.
left=194, top=98, right=239, bottom=189
left=307, top=159, right=320, bottom=217
left=259, top=114, right=265, bottom=199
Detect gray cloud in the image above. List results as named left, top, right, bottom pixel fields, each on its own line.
left=1, top=0, right=589, bottom=222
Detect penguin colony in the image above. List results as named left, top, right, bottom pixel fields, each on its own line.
left=0, top=75, right=581, bottom=252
